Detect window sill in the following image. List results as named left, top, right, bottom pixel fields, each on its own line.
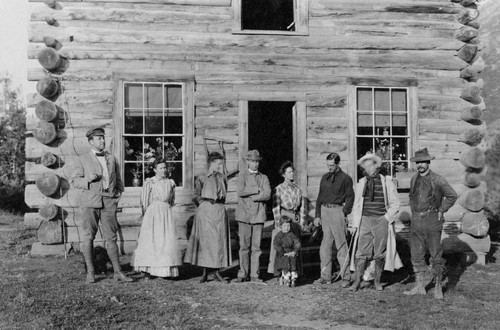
left=232, top=29, right=308, bottom=36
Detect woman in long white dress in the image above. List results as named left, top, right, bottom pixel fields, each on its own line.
left=132, top=159, right=182, bottom=278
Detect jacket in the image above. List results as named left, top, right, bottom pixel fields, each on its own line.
left=235, top=169, right=271, bottom=224
left=70, top=151, right=124, bottom=208
left=409, top=170, right=457, bottom=214
left=350, top=175, right=403, bottom=272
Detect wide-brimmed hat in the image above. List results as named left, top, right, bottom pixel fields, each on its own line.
left=358, top=153, right=382, bottom=168
left=86, top=126, right=106, bottom=138
left=410, top=148, right=435, bottom=162
left=246, top=150, right=262, bottom=161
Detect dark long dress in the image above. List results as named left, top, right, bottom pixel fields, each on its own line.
left=184, top=171, right=232, bottom=268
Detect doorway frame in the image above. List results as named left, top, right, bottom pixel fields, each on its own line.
left=238, top=97, right=307, bottom=193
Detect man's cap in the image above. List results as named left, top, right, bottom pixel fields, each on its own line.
left=86, top=126, right=105, bottom=138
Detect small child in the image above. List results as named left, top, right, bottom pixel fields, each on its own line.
left=273, top=215, right=301, bottom=287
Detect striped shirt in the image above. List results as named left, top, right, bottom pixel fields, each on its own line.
left=362, top=175, right=386, bottom=216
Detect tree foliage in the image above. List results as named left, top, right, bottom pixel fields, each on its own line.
left=0, top=75, right=28, bottom=213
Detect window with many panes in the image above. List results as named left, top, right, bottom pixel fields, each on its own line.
left=356, top=87, right=410, bottom=178
left=123, top=82, right=184, bottom=187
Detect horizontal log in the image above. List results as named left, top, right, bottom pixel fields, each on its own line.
left=455, top=26, right=479, bottom=42
left=444, top=204, right=468, bottom=222
left=459, top=147, right=485, bottom=170
left=461, top=105, right=483, bottom=125
left=29, top=0, right=232, bottom=5
left=441, top=232, right=490, bottom=254
left=460, top=85, right=482, bottom=104
left=419, top=119, right=484, bottom=136
left=457, top=44, right=478, bottom=63
left=25, top=184, right=196, bottom=208
left=459, top=189, right=485, bottom=212
left=461, top=212, right=489, bottom=238
left=457, top=128, right=485, bottom=146
left=464, top=172, right=482, bottom=188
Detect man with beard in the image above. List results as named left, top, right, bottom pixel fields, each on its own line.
left=403, top=148, right=457, bottom=299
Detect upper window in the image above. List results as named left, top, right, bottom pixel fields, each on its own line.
left=355, top=87, right=410, bottom=178
left=122, top=82, right=184, bottom=187
left=232, top=0, right=309, bottom=35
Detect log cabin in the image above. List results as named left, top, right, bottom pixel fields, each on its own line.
left=25, top=0, right=490, bottom=266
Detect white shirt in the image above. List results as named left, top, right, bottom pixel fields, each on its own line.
left=92, top=150, right=110, bottom=190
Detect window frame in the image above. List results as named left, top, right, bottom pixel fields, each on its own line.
left=113, top=77, right=194, bottom=193
left=232, top=0, right=309, bottom=36
left=347, top=83, right=418, bottom=182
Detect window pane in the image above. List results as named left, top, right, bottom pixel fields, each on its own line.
left=241, top=0, right=295, bottom=31
left=167, top=162, right=183, bottom=186
left=393, top=161, right=409, bottom=176
left=393, top=137, right=408, bottom=162
left=165, top=86, right=182, bottom=108
left=145, top=109, right=163, bottom=134
left=143, top=136, right=162, bottom=175
left=375, top=137, right=392, bottom=162
left=165, top=109, right=183, bottom=134
left=392, top=113, right=408, bottom=136
left=124, top=162, right=143, bottom=186
left=124, top=83, right=143, bottom=108
left=374, top=89, right=390, bottom=111
left=357, top=137, right=374, bottom=159
left=375, top=113, right=390, bottom=136
left=357, top=88, right=372, bottom=111
left=392, top=89, right=407, bottom=112
left=357, top=114, right=373, bottom=135
left=164, top=136, right=183, bottom=161
left=124, top=108, right=143, bottom=134
left=124, top=136, right=143, bottom=161
left=146, top=84, right=163, bottom=109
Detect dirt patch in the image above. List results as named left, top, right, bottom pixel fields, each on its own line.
left=2, top=220, right=500, bottom=329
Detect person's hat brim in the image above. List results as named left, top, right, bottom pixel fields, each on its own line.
left=358, top=154, right=382, bottom=168
left=410, top=156, right=435, bottom=162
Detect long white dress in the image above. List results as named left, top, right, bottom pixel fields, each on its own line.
left=132, top=176, right=182, bottom=277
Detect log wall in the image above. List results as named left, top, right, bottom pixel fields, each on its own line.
left=25, top=0, right=489, bottom=262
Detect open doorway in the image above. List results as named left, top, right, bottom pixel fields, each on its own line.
left=248, top=101, right=295, bottom=193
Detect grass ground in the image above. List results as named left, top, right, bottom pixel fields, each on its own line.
left=1, top=213, right=500, bottom=330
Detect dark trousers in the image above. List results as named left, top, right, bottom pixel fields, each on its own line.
left=356, top=215, right=388, bottom=261
left=410, top=211, right=444, bottom=276
left=237, top=221, right=263, bottom=279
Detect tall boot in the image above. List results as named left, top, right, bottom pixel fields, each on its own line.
left=107, top=241, right=133, bottom=282
left=81, top=241, right=95, bottom=283
left=434, top=274, right=444, bottom=299
left=374, top=259, right=384, bottom=291
left=403, top=272, right=426, bottom=295
left=349, top=259, right=367, bottom=291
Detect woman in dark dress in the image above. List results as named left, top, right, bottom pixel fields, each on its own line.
left=184, top=152, right=231, bottom=283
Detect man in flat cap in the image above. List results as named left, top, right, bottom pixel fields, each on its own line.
left=404, top=148, right=457, bottom=299
left=70, top=127, right=132, bottom=283
left=348, top=153, right=402, bottom=292
left=234, top=150, right=271, bottom=283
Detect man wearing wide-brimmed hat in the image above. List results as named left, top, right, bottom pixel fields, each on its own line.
left=70, top=126, right=133, bottom=283
left=234, top=150, right=271, bottom=283
left=403, top=148, right=457, bottom=299
left=348, top=153, right=402, bottom=291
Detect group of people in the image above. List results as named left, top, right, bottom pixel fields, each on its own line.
left=72, top=126, right=458, bottom=299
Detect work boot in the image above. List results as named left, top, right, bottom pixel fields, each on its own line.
left=374, top=259, right=384, bottom=291
left=81, top=242, right=95, bottom=283
left=403, top=272, right=426, bottom=295
left=434, top=274, right=444, bottom=299
left=349, top=259, right=367, bottom=291
left=107, top=241, right=133, bottom=282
